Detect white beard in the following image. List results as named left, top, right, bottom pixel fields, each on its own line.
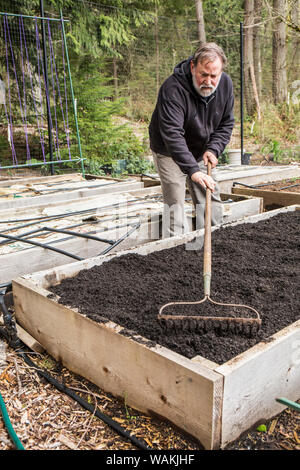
left=192, top=72, right=221, bottom=97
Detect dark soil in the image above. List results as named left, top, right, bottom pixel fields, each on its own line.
left=256, top=178, right=300, bottom=193
left=49, top=211, right=300, bottom=365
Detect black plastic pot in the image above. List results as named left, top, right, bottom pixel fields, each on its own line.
left=242, top=152, right=252, bottom=165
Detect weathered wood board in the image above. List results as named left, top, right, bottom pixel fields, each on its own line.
left=12, top=205, right=299, bottom=448
left=0, top=173, right=84, bottom=188
left=13, top=277, right=224, bottom=450
left=217, top=319, right=300, bottom=447
left=0, top=189, right=262, bottom=285
left=232, top=186, right=300, bottom=209
left=217, top=164, right=300, bottom=193
left=0, top=179, right=143, bottom=210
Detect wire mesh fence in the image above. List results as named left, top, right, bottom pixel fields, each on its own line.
left=0, top=0, right=299, bottom=171
left=0, top=0, right=81, bottom=171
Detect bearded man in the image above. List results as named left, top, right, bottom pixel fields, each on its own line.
left=149, top=42, right=234, bottom=237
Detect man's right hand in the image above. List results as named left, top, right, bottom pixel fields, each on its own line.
left=190, top=171, right=215, bottom=191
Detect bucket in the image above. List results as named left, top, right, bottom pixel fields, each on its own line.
left=228, top=149, right=241, bottom=166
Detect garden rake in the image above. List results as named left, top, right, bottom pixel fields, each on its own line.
left=157, top=162, right=262, bottom=337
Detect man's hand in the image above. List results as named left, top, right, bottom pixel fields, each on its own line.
left=203, top=150, right=218, bottom=168
left=191, top=171, right=215, bottom=191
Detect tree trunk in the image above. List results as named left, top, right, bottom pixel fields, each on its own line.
left=272, top=0, right=288, bottom=104
left=194, top=0, right=206, bottom=45
left=244, top=0, right=257, bottom=116
left=291, top=0, right=300, bottom=81
left=253, top=0, right=262, bottom=99
left=250, top=64, right=262, bottom=119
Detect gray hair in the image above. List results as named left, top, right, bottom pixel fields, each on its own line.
left=191, top=42, right=227, bottom=69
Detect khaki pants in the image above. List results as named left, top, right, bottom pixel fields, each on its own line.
left=152, top=152, right=223, bottom=237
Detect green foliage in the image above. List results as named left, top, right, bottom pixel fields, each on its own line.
left=2, top=0, right=299, bottom=172
left=261, top=140, right=284, bottom=162
left=0, top=134, right=10, bottom=152
left=256, top=424, right=267, bottom=433
left=245, top=102, right=300, bottom=155
left=219, top=149, right=229, bottom=165
left=123, top=154, right=155, bottom=175
left=64, top=56, right=148, bottom=167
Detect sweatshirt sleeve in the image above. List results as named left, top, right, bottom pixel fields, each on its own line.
left=205, top=88, right=235, bottom=158
left=157, top=91, right=201, bottom=177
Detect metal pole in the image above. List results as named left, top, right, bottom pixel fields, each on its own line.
left=240, top=22, right=244, bottom=164
left=60, top=8, right=85, bottom=177
left=40, top=0, right=54, bottom=175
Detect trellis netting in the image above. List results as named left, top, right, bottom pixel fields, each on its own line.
left=0, top=2, right=81, bottom=172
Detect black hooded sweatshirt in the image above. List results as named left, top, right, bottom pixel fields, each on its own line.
left=149, top=57, right=234, bottom=177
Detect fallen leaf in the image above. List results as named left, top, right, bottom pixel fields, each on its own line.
left=293, top=431, right=300, bottom=445
left=144, top=437, right=153, bottom=447
left=256, top=424, right=267, bottom=432
left=112, top=418, right=125, bottom=424
left=268, top=419, right=278, bottom=434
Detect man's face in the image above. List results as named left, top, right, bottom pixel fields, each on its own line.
left=190, top=57, right=223, bottom=97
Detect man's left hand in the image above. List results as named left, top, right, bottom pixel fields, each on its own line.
left=203, top=151, right=218, bottom=168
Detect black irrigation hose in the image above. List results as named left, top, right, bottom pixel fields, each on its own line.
left=40, top=227, right=115, bottom=245
left=0, top=219, right=143, bottom=253
left=0, top=233, right=83, bottom=261
left=0, top=290, right=151, bottom=451
left=232, top=180, right=300, bottom=191
left=0, top=286, right=19, bottom=349
left=0, top=214, right=139, bottom=244
left=276, top=183, right=300, bottom=191
left=0, top=198, right=157, bottom=237
left=0, top=211, right=143, bottom=240
left=98, top=223, right=141, bottom=256
left=0, top=226, right=115, bottom=247
left=0, top=282, right=12, bottom=291
left=0, top=223, right=141, bottom=258
left=20, top=352, right=151, bottom=451
left=232, top=182, right=265, bottom=189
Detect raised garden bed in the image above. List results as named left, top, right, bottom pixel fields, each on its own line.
left=257, top=177, right=300, bottom=192
left=232, top=177, right=300, bottom=210
left=48, top=209, right=299, bottom=363
left=12, top=206, right=300, bottom=449
left=0, top=188, right=261, bottom=285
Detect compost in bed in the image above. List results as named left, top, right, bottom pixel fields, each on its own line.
left=49, top=211, right=300, bottom=364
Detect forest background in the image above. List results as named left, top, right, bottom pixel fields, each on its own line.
left=0, top=0, right=299, bottom=175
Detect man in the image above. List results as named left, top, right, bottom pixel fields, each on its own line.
left=149, top=42, right=234, bottom=237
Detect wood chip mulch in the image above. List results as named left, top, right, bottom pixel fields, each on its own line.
left=0, top=338, right=299, bottom=451
left=0, top=341, right=201, bottom=451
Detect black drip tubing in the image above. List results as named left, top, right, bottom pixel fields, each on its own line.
left=0, top=288, right=151, bottom=451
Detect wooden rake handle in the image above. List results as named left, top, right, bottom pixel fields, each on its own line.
left=203, top=161, right=212, bottom=296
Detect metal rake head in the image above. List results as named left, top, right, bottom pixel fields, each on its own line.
left=157, top=296, right=262, bottom=337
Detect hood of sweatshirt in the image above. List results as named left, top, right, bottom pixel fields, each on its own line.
left=173, top=56, right=221, bottom=105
